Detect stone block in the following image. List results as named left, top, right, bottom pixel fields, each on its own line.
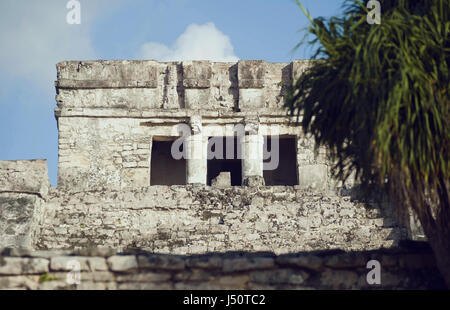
left=117, top=282, right=172, bottom=290
left=0, top=194, right=42, bottom=249
left=223, top=257, right=275, bottom=273
left=238, top=88, right=264, bottom=110
left=182, top=61, right=212, bottom=88
left=0, top=257, right=49, bottom=275
left=238, top=60, right=265, bottom=89
left=211, top=172, right=231, bottom=188
left=215, top=275, right=250, bottom=289
left=0, top=160, right=50, bottom=197
left=73, top=248, right=116, bottom=258
left=186, top=255, right=223, bottom=270
left=249, top=269, right=309, bottom=285
left=50, top=256, right=108, bottom=272
left=291, top=60, right=312, bottom=82
left=242, top=176, right=265, bottom=187
left=107, top=255, right=138, bottom=272
left=56, top=60, right=158, bottom=88
left=319, top=269, right=359, bottom=289
left=116, top=272, right=171, bottom=283
left=0, top=275, right=40, bottom=290
left=276, top=254, right=323, bottom=271
left=137, top=254, right=185, bottom=271
left=185, top=88, right=211, bottom=109
left=298, top=164, right=328, bottom=191
left=120, top=168, right=149, bottom=188
left=324, top=253, right=368, bottom=269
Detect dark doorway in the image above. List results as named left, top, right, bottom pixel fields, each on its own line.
left=263, top=136, right=297, bottom=186
left=207, top=136, right=242, bottom=186
left=150, top=138, right=186, bottom=185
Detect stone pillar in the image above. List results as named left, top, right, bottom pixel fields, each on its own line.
left=241, top=117, right=264, bottom=186
left=186, top=116, right=207, bottom=185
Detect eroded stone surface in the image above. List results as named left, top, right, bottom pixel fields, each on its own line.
left=34, top=186, right=404, bottom=254
left=0, top=247, right=444, bottom=290
left=0, top=160, right=49, bottom=197
left=0, top=60, right=428, bottom=289
left=211, top=172, right=231, bottom=188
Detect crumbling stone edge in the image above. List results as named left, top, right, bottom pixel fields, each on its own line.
left=0, top=244, right=445, bottom=290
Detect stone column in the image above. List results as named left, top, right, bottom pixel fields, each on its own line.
left=186, top=116, right=207, bottom=185
left=241, top=117, right=264, bottom=186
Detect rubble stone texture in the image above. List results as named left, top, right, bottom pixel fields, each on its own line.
left=0, top=60, right=430, bottom=289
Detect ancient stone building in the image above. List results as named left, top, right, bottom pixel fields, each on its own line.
left=0, top=60, right=440, bottom=290
left=54, top=60, right=329, bottom=191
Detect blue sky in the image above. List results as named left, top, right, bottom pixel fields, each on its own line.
left=0, top=0, right=344, bottom=186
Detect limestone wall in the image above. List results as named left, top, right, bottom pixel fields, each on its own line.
left=37, top=186, right=403, bottom=253
left=56, top=113, right=332, bottom=191
left=55, top=60, right=335, bottom=192
left=0, top=246, right=444, bottom=290
left=0, top=160, right=50, bottom=249
left=55, top=60, right=310, bottom=111
left=0, top=60, right=432, bottom=289
left=0, top=159, right=50, bottom=197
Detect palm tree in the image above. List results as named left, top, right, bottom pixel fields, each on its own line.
left=285, top=0, right=450, bottom=286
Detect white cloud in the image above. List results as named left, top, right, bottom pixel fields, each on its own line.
left=0, top=0, right=116, bottom=96
left=137, top=22, right=238, bottom=62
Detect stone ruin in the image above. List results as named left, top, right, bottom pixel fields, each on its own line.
left=0, top=60, right=440, bottom=289
left=54, top=60, right=328, bottom=191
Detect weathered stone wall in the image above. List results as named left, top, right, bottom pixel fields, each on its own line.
left=57, top=116, right=155, bottom=190
left=56, top=114, right=331, bottom=191
left=55, top=60, right=334, bottom=192
left=37, top=186, right=403, bottom=253
left=0, top=159, right=50, bottom=197
left=55, top=60, right=309, bottom=111
left=0, top=160, right=50, bottom=249
left=0, top=60, right=433, bottom=288
left=0, top=245, right=445, bottom=290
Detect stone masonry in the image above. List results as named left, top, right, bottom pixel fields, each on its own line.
left=37, top=185, right=400, bottom=253
left=0, top=246, right=445, bottom=290
left=54, top=60, right=330, bottom=191
left=0, top=60, right=433, bottom=289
